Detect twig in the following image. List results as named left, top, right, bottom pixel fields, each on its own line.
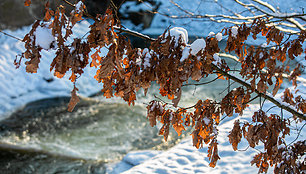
left=182, top=75, right=221, bottom=87
left=220, top=115, right=228, bottom=122
left=169, top=0, right=194, bottom=16
left=238, top=145, right=250, bottom=152
left=0, top=30, right=23, bottom=42
left=62, top=0, right=156, bottom=42
left=251, top=0, right=276, bottom=13
left=245, top=95, right=260, bottom=105
left=211, top=64, right=306, bottom=120
left=150, top=0, right=304, bottom=34
left=113, top=26, right=156, bottom=42
left=153, top=95, right=172, bottom=105
left=218, top=53, right=306, bottom=83
left=218, top=81, right=236, bottom=95
left=234, top=0, right=305, bottom=30
left=62, top=0, right=75, bottom=7
left=288, top=123, right=306, bottom=145
left=266, top=105, right=277, bottom=113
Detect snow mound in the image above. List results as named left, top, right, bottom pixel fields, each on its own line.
left=180, top=47, right=190, bottom=62
left=190, top=39, right=206, bottom=55
left=208, top=32, right=215, bottom=37
left=216, top=33, right=222, bottom=41
left=35, top=25, right=55, bottom=50
left=231, top=26, right=238, bottom=38
left=180, top=38, right=206, bottom=62
left=166, top=27, right=188, bottom=46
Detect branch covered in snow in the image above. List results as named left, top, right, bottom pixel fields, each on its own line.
left=153, top=0, right=305, bottom=34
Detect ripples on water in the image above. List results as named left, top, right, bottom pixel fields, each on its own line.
left=0, top=54, right=266, bottom=173
left=0, top=94, right=190, bottom=173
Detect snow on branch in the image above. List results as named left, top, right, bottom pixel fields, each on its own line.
left=156, top=0, right=305, bottom=34
left=211, top=63, right=306, bottom=120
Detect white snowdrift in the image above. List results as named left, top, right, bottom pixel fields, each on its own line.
left=0, top=20, right=103, bottom=118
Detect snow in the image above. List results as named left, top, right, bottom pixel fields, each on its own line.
left=180, top=47, right=190, bottom=62
left=208, top=32, right=215, bottom=37
left=105, top=95, right=305, bottom=174
left=142, top=48, right=151, bottom=69
left=135, top=0, right=306, bottom=39
left=216, top=33, right=223, bottom=41
left=190, top=39, right=206, bottom=56
left=213, top=53, right=221, bottom=65
left=166, top=27, right=188, bottom=46
left=261, top=43, right=268, bottom=47
left=0, top=20, right=102, bottom=118
left=107, top=105, right=261, bottom=174
left=122, top=150, right=162, bottom=166
left=180, top=38, right=206, bottom=62
left=34, top=25, right=55, bottom=50
left=0, top=0, right=305, bottom=173
left=75, top=1, right=84, bottom=13
left=203, top=117, right=210, bottom=125
left=231, top=26, right=238, bottom=38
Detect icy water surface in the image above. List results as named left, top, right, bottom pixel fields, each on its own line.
left=0, top=96, right=190, bottom=173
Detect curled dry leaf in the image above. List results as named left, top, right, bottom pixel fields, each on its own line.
left=172, top=88, right=182, bottom=107
left=68, top=86, right=80, bottom=112
left=228, top=120, right=242, bottom=151
left=24, top=0, right=31, bottom=6
left=208, top=139, right=220, bottom=168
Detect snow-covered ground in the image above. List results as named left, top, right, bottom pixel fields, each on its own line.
left=112, top=0, right=306, bottom=173
left=107, top=106, right=263, bottom=174
left=0, top=20, right=103, bottom=118
left=105, top=97, right=305, bottom=174
left=0, top=0, right=305, bottom=173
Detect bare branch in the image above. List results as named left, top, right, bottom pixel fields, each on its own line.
left=0, top=30, right=23, bottom=42
left=113, top=26, right=156, bottom=42
left=251, top=0, right=276, bottom=13
left=233, top=0, right=305, bottom=31
left=169, top=0, right=194, bottom=16
left=288, top=123, right=306, bottom=145
left=62, top=0, right=75, bottom=7
left=182, top=75, right=221, bottom=87
left=211, top=64, right=306, bottom=120
left=285, top=18, right=305, bottom=31
left=218, top=53, right=306, bottom=83
left=152, top=0, right=304, bottom=34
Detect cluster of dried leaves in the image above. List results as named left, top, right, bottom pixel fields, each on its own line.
left=19, top=1, right=305, bottom=173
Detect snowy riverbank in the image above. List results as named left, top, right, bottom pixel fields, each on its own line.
left=0, top=0, right=305, bottom=173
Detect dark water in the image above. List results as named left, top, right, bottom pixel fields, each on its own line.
left=0, top=96, right=188, bottom=174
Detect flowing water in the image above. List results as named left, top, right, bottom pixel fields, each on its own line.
left=0, top=73, right=243, bottom=174
left=0, top=96, right=184, bottom=173
left=1, top=39, right=295, bottom=173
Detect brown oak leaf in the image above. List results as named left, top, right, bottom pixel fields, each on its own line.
left=24, top=0, right=31, bottom=6
left=68, top=86, right=80, bottom=112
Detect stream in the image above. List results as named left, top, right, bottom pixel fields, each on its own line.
left=0, top=73, right=243, bottom=174
left=0, top=38, right=296, bottom=173
left=0, top=95, right=187, bottom=173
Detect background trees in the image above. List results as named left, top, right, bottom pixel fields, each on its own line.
left=1, top=0, right=305, bottom=173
